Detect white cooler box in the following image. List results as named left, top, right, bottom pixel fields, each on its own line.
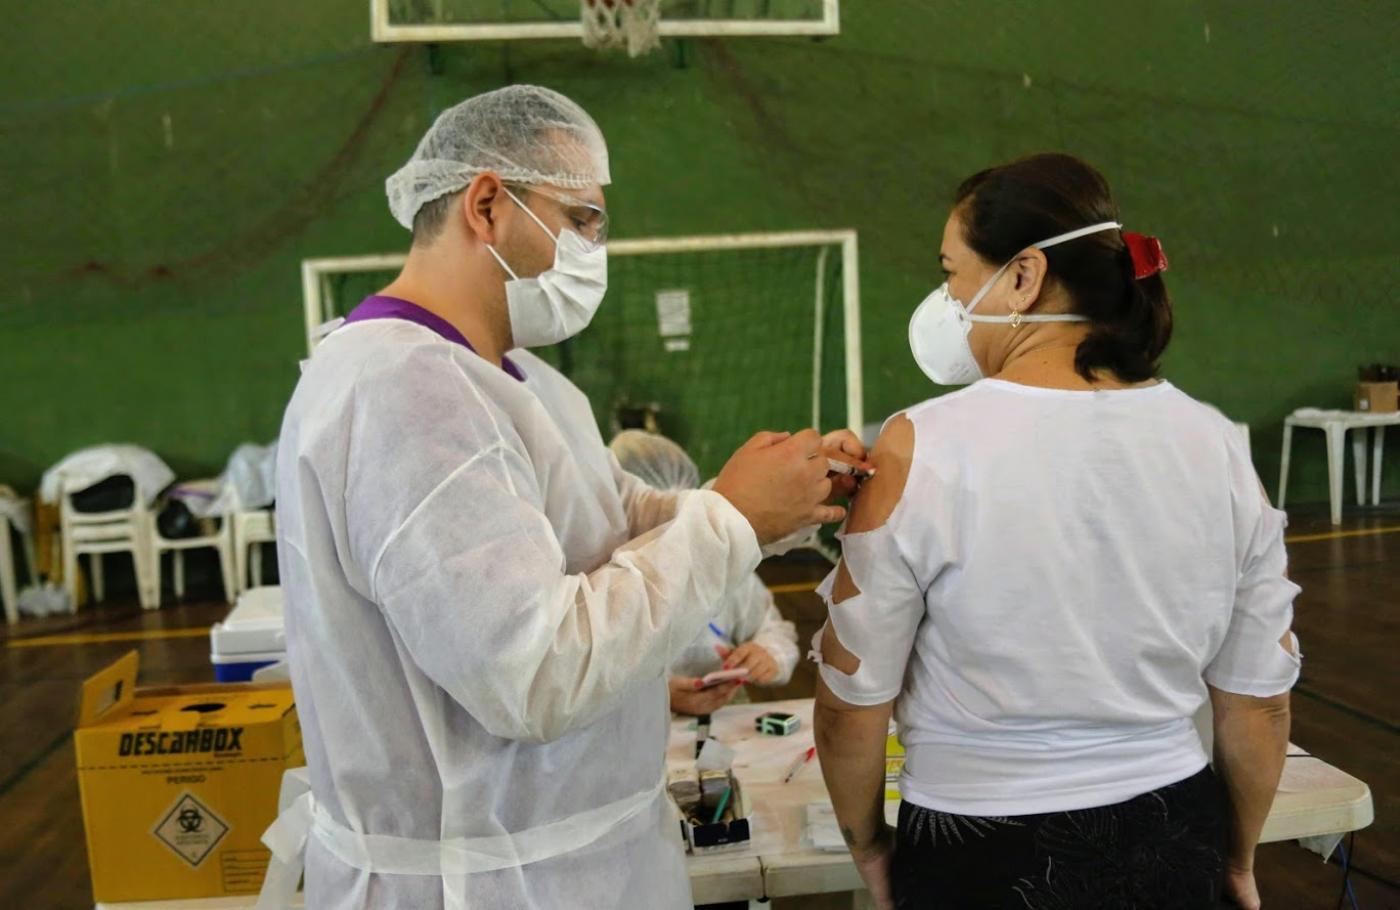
left=210, top=586, right=286, bottom=682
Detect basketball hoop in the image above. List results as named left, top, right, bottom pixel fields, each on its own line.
left=581, top=0, right=662, bottom=57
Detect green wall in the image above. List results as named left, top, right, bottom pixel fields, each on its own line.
left=6, top=1, right=1397, bottom=503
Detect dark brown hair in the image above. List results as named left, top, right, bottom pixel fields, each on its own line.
left=411, top=190, right=462, bottom=246
left=954, top=153, right=1172, bottom=382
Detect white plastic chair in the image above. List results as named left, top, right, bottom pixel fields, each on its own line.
left=148, top=499, right=236, bottom=606
left=59, top=481, right=157, bottom=611
left=0, top=497, right=37, bottom=624
left=233, top=509, right=277, bottom=594
left=0, top=518, right=17, bottom=624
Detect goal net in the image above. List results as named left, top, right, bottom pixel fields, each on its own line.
left=301, top=229, right=862, bottom=478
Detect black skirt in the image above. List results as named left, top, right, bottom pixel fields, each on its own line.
left=891, top=766, right=1229, bottom=909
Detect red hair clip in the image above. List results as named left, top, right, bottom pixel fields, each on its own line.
left=1123, top=232, right=1168, bottom=280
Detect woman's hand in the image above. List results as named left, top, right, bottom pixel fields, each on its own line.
left=1211, top=686, right=1287, bottom=910
left=849, top=823, right=897, bottom=910
left=667, top=676, right=743, bottom=716
left=1223, top=863, right=1260, bottom=909
left=722, top=642, right=780, bottom=684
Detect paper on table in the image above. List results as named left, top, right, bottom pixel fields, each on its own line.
left=803, top=801, right=902, bottom=853
left=804, top=803, right=848, bottom=853
left=1298, top=832, right=1344, bottom=862
left=697, top=738, right=737, bottom=773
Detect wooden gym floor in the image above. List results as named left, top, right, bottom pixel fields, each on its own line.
left=1, top=504, right=1395, bottom=908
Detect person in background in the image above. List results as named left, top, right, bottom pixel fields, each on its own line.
left=610, top=430, right=801, bottom=716
left=813, top=153, right=1297, bottom=910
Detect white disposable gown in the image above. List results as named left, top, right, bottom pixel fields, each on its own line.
left=669, top=575, right=800, bottom=686
left=266, top=317, right=761, bottom=909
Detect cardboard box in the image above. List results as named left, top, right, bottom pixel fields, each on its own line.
left=669, top=770, right=752, bottom=855
left=884, top=728, right=905, bottom=801
left=1355, top=382, right=1399, bottom=413
left=76, top=651, right=303, bottom=903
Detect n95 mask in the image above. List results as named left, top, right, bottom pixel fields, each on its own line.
left=907, top=220, right=1122, bottom=385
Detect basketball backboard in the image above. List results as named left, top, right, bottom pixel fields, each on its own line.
left=370, top=0, right=839, bottom=44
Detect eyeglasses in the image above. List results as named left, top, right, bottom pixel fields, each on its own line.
left=506, top=183, right=609, bottom=248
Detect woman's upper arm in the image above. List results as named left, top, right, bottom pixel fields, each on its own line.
left=830, top=414, right=915, bottom=603
left=818, top=414, right=925, bottom=705
left=1208, top=684, right=1291, bottom=722
left=1206, top=436, right=1302, bottom=698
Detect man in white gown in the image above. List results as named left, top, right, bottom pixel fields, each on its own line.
left=261, top=85, right=867, bottom=910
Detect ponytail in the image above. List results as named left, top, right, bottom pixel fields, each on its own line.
left=1073, top=247, right=1173, bottom=383
left=955, top=153, right=1175, bottom=383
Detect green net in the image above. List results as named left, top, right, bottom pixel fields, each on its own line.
left=3, top=1, right=1395, bottom=502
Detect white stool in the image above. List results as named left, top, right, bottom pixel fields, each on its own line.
left=233, top=509, right=277, bottom=593
left=1278, top=408, right=1400, bottom=525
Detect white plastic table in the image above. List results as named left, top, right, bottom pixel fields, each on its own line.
left=1278, top=408, right=1400, bottom=525
left=95, top=699, right=1374, bottom=910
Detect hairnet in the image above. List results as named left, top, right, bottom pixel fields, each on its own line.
left=386, top=84, right=611, bottom=230
left=609, top=430, right=701, bottom=491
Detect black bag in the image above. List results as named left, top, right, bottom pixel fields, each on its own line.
left=157, top=499, right=201, bottom=539
left=69, top=475, right=136, bottom=513
left=1359, top=364, right=1399, bottom=383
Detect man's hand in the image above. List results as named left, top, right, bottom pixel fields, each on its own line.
left=721, top=642, right=780, bottom=685
left=668, top=676, right=743, bottom=716
left=713, top=429, right=846, bottom=543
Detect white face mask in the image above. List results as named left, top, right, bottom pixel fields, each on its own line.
left=908, top=221, right=1122, bottom=385
left=487, top=187, right=608, bottom=349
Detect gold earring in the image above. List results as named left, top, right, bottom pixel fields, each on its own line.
left=1010, top=310, right=1023, bottom=328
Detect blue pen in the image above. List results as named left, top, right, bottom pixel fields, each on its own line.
left=708, top=622, right=728, bottom=641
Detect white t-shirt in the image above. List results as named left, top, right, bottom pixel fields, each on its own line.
left=816, top=379, right=1301, bottom=817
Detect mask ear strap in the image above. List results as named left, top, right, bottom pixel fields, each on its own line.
left=502, top=186, right=559, bottom=243
left=485, top=243, right=520, bottom=281
left=1033, top=220, right=1123, bottom=250
left=967, top=220, right=1123, bottom=316
left=966, top=312, right=1089, bottom=324
left=963, top=261, right=1012, bottom=316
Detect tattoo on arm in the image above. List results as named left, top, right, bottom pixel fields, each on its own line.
left=841, top=825, right=858, bottom=848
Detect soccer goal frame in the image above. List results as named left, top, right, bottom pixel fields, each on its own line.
left=369, top=0, right=839, bottom=44
left=300, top=228, right=863, bottom=433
